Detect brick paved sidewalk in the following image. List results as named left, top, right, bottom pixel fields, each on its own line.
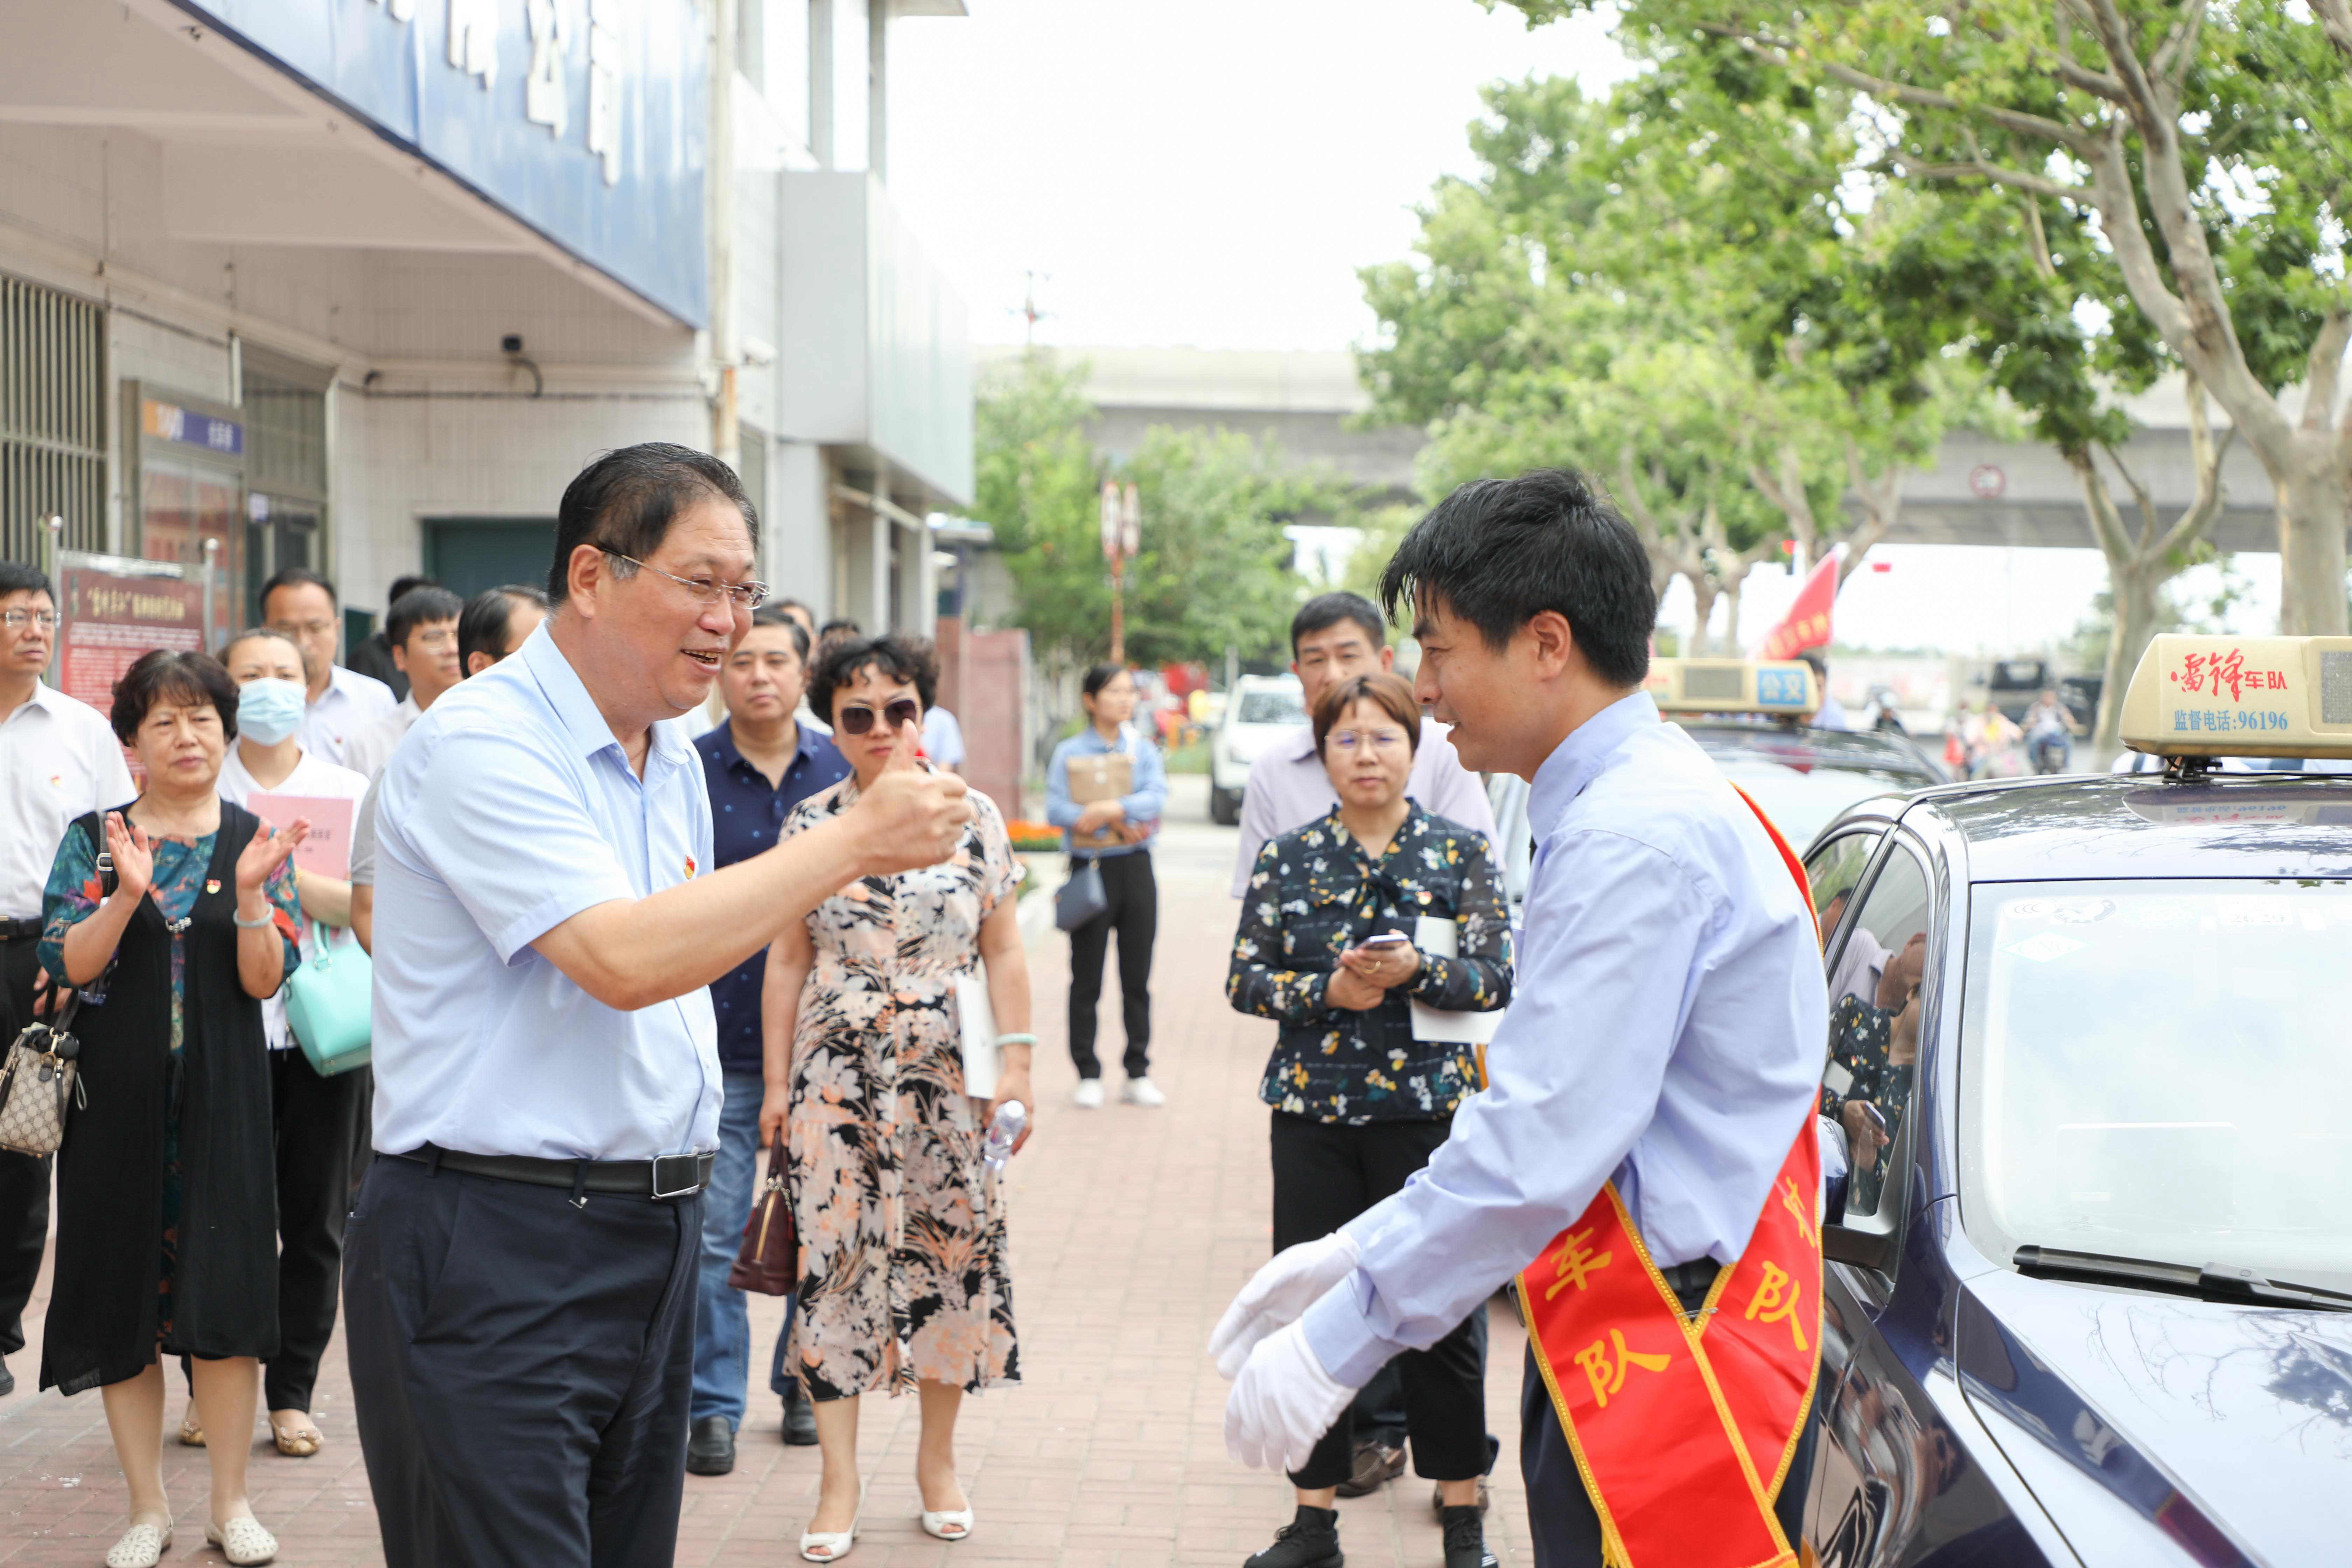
left=0, top=785, right=1532, bottom=1567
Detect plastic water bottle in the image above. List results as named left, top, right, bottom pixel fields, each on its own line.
left=982, top=1101, right=1027, bottom=1177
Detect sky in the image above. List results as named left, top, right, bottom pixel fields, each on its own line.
left=887, top=0, right=1632, bottom=352
left=886, top=1, right=2281, bottom=657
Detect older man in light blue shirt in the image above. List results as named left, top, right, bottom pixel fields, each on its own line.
left=344, top=444, right=972, bottom=1568
left=368, top=622, right=723, bottom=1161
left=1213, top=471, right=1823, bottom=1568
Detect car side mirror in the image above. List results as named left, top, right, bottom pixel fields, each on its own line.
left=1823, top=1224, right=1898, bottom=1273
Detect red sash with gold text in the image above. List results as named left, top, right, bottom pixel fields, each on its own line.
left=1514, top=788, right=1824, bottom=1568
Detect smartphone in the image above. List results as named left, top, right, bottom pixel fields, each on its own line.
left=1360, top=932, right=1411, bottom=950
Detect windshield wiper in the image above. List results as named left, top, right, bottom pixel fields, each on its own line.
left=2014, top=1246, right=2352, bottom=1312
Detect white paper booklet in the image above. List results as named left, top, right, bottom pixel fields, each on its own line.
left=1409, top=913, right=1504, bottom=1045
left=952, top=970, right=1000, bottom=1099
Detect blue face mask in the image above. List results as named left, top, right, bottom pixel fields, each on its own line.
left=237, top=677, right=307, bottom=746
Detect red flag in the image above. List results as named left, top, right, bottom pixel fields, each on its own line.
left=1759, top=552, right=1839, bottom=662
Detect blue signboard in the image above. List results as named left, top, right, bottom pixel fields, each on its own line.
left=169, top=0, right=706, bottom=327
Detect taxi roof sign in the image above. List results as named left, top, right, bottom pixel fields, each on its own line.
left=2120, top=634, right=2352, bottom=760
left=1645, top=658, right=1819, bottom=717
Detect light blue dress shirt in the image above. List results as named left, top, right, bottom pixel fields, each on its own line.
left=1045, top=724, right=1168, bottom=856
left=370, top=623, right=721, bottom=1161
left=1302, top=691, right=1825, bottom=1388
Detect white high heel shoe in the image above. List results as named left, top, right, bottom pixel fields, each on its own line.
left=920, top=1502, right=975, bottom=1541
left=799, top=1479, right=865, bottom=1563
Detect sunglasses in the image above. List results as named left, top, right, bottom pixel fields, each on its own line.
left=838, top=698, right=920, bottom=735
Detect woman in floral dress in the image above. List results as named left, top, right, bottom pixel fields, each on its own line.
left=760, top=634, right=1032, bottom=1561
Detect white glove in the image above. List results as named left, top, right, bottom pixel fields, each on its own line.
left=1223, top=1317, right=1356, bottom=1474
left=1208, top=1230, right=1362, bottom=1380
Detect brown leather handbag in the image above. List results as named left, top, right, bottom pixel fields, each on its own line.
left=729, top=1130, right=798, bottom=1295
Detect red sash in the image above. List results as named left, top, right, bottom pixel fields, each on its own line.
left=1516, top=788, right=1824, bottom=1568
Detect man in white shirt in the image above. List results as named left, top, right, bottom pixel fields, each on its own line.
left=262, top=567, right=396, bottom=768
left=1232, top=593, right=1496, bottom=900
left=0, top=562, right=136, bottom=1397
left=342, top=586, right=465, bottom=783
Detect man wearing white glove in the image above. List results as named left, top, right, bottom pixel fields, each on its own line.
left=1213, top=472, right=1825, bottom=1568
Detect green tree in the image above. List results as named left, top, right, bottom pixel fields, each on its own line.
left=1358, top=72, right=1979, bottom=649
left=969, top=352, right=1327, bottom=670
left=1497, top=0, right=2352, bottom=634
left=969, top=352, right=1107, bottom=667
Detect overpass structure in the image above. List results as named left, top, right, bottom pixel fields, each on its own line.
left=982, top=344, right=2295, bottom=555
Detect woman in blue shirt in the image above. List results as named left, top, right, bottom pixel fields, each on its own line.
left=1044, top=664, right=1167, bottom=1108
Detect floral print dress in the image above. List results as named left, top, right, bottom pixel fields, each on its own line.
left=40, top=818, right=301, bottom=1343
left=1229, top=804, right=1512, bottom=1125
left=783, top=772, right=1023, bottom=1400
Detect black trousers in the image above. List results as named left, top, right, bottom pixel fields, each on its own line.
left=1519, top=1270, right=1819, bottom=1567
left=266, top=1046, right=363, bottom=1411
left=344, top=1155, right=701, bottom=1568
left=0, top=932, right=51, bottom=1361
left=1067, top=850, right=1156, bottom=1080
left=1270, top=1112, right=1487, bottom=1490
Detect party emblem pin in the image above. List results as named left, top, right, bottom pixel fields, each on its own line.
left=205, top=880, right=222, bottom=895
left=684, top=855, right=699, bottom=879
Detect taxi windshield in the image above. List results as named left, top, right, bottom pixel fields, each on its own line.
left=1959, top=880, right=2352, bottom=1290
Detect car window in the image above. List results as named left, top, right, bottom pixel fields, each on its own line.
left=1960, top=880, right=2352, bottom=1289
left=1821, top=847, right=1931, bottom=1228
left=1236, top=689, right=1305, bottom=726
left=1802, top=830, right=1883, bottom=953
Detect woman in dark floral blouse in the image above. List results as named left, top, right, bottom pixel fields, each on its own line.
left=1225, top=671, right=1512, bottom=1568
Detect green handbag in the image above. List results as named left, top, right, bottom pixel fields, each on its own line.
left=286, top=919, right=372, bottom=1077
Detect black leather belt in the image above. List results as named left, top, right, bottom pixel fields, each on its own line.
left=0, top=918, right=42, bottom=941
left=398, top=1143, right=713, bottom=1201
left=1660, top=1258, right=1722, bottom=1295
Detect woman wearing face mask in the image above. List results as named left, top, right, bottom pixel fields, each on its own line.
left=38, top=649, right=308, bottom=1567
left=196, top=629, right=371, bottom=1461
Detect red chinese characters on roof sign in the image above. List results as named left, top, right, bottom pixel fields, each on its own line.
left=2170, top=648, right=2288, bottom=704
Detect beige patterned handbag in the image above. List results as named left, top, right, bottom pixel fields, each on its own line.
left=0, top=994, right=84, bottom=1157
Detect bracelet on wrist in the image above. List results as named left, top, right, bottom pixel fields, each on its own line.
left=233, top=908, right=276, bottom=929
left=993, top=1032, right=1039, bottom=1048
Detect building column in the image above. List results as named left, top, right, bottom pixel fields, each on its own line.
left=771, top=440, right=832, bottom=615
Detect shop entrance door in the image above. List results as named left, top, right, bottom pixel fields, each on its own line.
left=425, top=518, right=559, bottom=600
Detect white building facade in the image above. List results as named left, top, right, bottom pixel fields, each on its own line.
left=0, top=0, right=971, bottom=637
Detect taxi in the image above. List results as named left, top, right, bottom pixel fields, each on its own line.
left=1794, top=636, right=2352, bottom=1568
left=1487, top=659, right=1948, bottom=919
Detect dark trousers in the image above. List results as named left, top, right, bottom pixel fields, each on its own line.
left=1519, top=1270, right=1819, bottom=1567
left=0, top=932, right=51, bottom=1361
left=1067, top=850, right=1156, bottom=1080
left=1271, top=1112, right=1487, bottom=1490
left=266, top=1046, right=363, bottom=1411
left=344, top=1155, right=702, bottom=1568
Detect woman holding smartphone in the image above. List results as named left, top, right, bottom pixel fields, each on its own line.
left=1224, top=671, right=1514, bottom=1568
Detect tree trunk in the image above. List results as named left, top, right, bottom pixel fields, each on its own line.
left=1721, top=573, right=1745, bottom=653
left=2278, top=451, right=2352, bottom=635
left=2098, top=563, right=2162, bottom=758
left=1686, top=575, right=1720, bottom=656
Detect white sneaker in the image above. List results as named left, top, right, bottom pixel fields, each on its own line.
left=1073, top=1079, right=1105, bottom=1109
left=1120, top=1076, right=1166, bottom=1108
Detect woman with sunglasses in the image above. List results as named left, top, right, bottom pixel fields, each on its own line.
left=760, top=634, right=1033, bottom=1561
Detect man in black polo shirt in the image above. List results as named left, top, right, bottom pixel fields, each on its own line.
left=685, top=606, right=850, bottom=1473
